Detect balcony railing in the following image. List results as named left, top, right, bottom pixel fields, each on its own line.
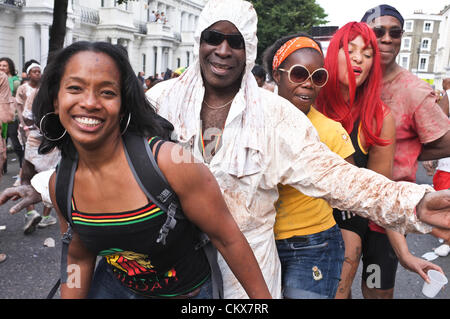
left=0, top=0, right=26, bottom=8
left=75, top=5, right=100, bottom=25
left=134, top=20, right=147, bottom=34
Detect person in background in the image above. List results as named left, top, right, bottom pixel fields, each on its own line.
left=15, top=60, right=42, bottom=174
left=0, top=57, right=22, bottom=175
left=0, top=71, right=16, bottom=264
left=0, top=57, right=20, bottom=96
left=251, top=64, right=266, bottom=88
left=137, top=71, right=145, bottom=86
left=19, top=63, right=60, bottom=234
left=423, top=77, right=450, bottom=257
left=20, top=60, right=40, bottom=85
left=172, top=67, right=186, bottom=78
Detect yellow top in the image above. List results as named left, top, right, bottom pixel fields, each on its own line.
left=274, top=107, right=355, bottom=239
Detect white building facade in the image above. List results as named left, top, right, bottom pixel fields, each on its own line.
left=435, top=5, right=450, bottom=87
left=0, top=0, right=205, bottom=77
left=398, top=5, right=450, bottom=89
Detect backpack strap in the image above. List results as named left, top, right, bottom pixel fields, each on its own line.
left=124, top=133, right=223, bottom=298
left=47, top=150, right=78, bottom=299
left=123, top=133, right=184, bottom=245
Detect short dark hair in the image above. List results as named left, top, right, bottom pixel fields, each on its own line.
left=0, top=57, right=17, bottom=76
left=262, top=33, right=323, bottom=81
left=32, top=41, right=173, bottom=156
left=251, top=65, right=266, bottom=79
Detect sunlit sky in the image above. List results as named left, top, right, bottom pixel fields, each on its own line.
left=316, top=0, right=448, bottom=27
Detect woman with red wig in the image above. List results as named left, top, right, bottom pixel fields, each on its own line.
left=317, top=22, right=442, bottom=299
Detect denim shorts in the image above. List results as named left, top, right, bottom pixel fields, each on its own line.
left=87, top=258, right=213, bottom=299
left=276, top=224, right=345, bottom=299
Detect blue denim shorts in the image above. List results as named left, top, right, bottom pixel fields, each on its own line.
left=87, top=258, right=213, bottom=299
left=276, top=224, right=345, bottom=299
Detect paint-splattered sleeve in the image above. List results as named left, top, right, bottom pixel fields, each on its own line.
left=269, top=100, right=433, bottom=235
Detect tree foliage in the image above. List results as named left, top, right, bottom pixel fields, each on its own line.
left=248, top=0, right=328, bottom=63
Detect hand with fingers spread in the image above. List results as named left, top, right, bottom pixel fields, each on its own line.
left=0, top=185, right=42, bottom=215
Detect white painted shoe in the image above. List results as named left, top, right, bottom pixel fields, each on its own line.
left=434, top=244, right=450, bottom=257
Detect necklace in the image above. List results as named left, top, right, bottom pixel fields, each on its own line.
left=203, top=97, right=234, bottom=110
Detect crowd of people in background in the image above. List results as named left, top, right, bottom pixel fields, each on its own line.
left=0, top=0, right=449, bottom=301
left=137, top=67, right=186, bottom=93
left=148, top=10, right=168, bottom=24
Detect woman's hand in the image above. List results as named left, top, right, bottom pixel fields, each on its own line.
left=398, top=252, right=443, bottom=284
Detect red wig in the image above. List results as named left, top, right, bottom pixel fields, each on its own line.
left=316, top=22, right=389, bottom=147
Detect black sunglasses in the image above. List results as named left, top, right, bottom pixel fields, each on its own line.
left=200, top=30, right=245, bottom=50
left=372, top=27, right=404, bottom=39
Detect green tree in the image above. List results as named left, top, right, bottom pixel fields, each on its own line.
left=248, top=0, right=328, bottom=63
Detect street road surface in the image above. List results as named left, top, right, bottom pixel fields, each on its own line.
left=0, top=152, right=448, bottom=299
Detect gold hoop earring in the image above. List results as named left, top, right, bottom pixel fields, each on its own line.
left=39, top=112, right=67, bottom=141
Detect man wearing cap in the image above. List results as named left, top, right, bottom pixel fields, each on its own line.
left=358, top=4, right=450, bottom=299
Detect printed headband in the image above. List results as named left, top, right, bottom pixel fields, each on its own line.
left=272, top=36, right=322, bottom=70
left=26, top=63, right=41, bottom=75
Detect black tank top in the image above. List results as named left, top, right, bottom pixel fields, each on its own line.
left=349, top=119, right=369, bottom=169
left=69, top=137, right=210, bottom=298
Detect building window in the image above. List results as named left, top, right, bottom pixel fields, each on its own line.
left=142, top=54, right=146, bottom=74
left=19, top=37, right=25, bottom=72
left=402, top=37, right=411, bottom=50
left=423, top=21, right=433, bottom=33
left=186, top=51, right=190, bottom=67
left=404, top=20, right=413, bottom=32
left=101, top=0, right=105, bottom=7
left=421, top=38, right=431, bottom=51
left=154, top=49, right=157, bottom=75
left=418, top=56, right=429, bottom=71
left=399, top=54, right=410, bottom=69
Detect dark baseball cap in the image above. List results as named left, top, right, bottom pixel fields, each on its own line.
left=361, top=4, right=404, bottom=28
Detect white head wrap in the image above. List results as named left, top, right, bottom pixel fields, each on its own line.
left=193, top=0, right=258, bottom=75
left=26, top=63, right=41, bottom=75
left=150, top=0, right=264, bottom=177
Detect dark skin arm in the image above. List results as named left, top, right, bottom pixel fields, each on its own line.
left=156, top=141, right=271, bottom=299
left=49, top=173, right=96, bottom=298
left=418, top=131, right=450, bottom=161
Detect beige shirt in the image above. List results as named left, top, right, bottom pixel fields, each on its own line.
left=147, top=80, right=433, bottom=299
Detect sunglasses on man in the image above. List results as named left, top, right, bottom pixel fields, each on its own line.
left=278, top=64, right=329, bottom=87
left=200, top=30, right=245, bottom=50
left=372, top=27, right=404, bottom=39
